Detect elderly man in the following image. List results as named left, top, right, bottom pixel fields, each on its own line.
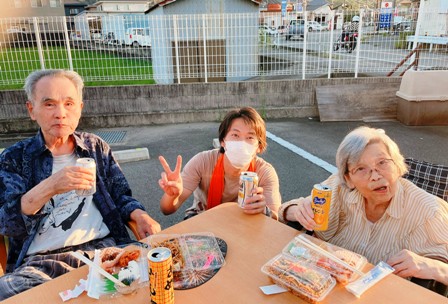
left=0, top=69, right=161, bottom=300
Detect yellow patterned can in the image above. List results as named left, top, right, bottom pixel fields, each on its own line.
left=148, top=247, right=174, bottom=304
left=311, top=184, right=332, bottom=231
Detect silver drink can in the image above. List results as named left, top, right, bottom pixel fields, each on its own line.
left=237, top=172, right=259, bottom=208
left=75, top=158, right=96, bottom=196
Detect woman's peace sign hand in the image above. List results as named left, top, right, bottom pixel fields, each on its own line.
left=158, top=155, right=183, bottom=197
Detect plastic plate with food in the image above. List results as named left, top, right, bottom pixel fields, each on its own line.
left=90, top=242, right=149, bottom=298
left=146, top=232, right=226, bottom=290
left=282, top=234, right=367, bottom=284
left=261, top=253, right=336, bottom=303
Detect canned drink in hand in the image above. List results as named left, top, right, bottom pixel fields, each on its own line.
left=75, top=158, right=96, bottom=196
left=238, top=172, right=259, bottom=208
left=311, top=184, right=332, bottom=231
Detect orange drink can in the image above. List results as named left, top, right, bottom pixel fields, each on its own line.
left=148, top=247, right=174, bottom=304
left=311, top=184, right=332, bottom=231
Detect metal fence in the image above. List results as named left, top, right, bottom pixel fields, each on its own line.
left=0, top=8, right=447, bottom=87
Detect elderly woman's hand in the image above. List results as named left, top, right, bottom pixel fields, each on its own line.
left=242, top=186, right=266, bottom=215
left=387, top=249, right=444, bottom=281
left=290, top=197, right=316, bottom=231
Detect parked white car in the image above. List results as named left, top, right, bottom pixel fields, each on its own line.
left=123, top=27, right=151, bottom=47
left=277, top=25, right=287, bottom=35
left=259, top=25, right=278, bottom=35
left=307, top=21, right=323, bottom=32
left=6, top=26, right=27, bottom=34
left=90, top=30, right=102, bottom=40
left=70, top=32, right=82, bottom=41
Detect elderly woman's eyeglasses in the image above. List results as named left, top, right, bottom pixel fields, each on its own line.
left=349, top=159, right=395, bottom=180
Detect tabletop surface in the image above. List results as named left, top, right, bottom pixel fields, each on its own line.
left=4, top=203, right=447, bottom=304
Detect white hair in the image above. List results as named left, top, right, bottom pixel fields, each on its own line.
left=336, top=126, right=408, bottom=188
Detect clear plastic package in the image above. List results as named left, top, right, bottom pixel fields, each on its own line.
left=147, top=233, right=190, bottom=272
left=282, top=234, right=367, bottom=284
left=261, top=253, right=336, bottom=303
left=182, top=232, right=226, bottom=270
left=87, top=242, right=150, bottom=299
left=146, top=232, right=226, bottom=289
left=345, top=261, right=394, bottom=298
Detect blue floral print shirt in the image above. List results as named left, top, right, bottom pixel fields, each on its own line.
left=0, top=130, right=145, bottom=271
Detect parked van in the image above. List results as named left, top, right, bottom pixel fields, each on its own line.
left=286, top=19, right=305, bottom=40
left=123, top=27, right=151, bottom=47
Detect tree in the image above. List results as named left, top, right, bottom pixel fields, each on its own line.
left=327, top=0, right=378, bottom=10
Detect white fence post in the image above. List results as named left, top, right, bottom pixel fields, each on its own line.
left=202, top=15, right=208, bottom=84
left=302, top=11, right=307, bottom=80
left=33, top=17, right=45, bottom=70
left=354, top=9, right=364, bottom=78
left=411, top=2, right=425, bottom=69
left=328, top=10, right=335, bottom=79
left=62, top=16, right=73, bottom=71
left=173, top=15, right=181, bottom=84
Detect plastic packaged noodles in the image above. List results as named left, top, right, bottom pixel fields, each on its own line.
left=261, top=253, right=336, bottom=304
left=283, top=234, right=367, bottom=284
left=146, top=232, right=226, bottom=289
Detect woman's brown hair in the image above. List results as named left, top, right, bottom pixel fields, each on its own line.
left=218, top=107, right=267, bottom=154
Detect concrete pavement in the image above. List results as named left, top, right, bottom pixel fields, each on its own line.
left=91, top=119, right=448, bottom=230
left=1, top=118, right=447, bottom=230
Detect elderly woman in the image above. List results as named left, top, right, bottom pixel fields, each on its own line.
left=158, top=107, right=281, bottom=220
left=279, top=126, right=448, bottom=285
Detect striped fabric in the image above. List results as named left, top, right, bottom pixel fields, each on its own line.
left=403, top=158, right=448, bottom=201
left=314, top=174, right=448, bottom=265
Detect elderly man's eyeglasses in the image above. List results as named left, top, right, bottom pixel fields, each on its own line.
left=349, top=159, right=395, bottom=180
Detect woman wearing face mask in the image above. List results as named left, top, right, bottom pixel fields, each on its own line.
left=158, top=107, right=281, bottom=220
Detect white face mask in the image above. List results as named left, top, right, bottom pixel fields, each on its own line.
left=224, top=140, right=258, bottom=169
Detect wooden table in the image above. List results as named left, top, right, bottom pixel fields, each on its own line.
left=4, top=203, right=447, bottom=303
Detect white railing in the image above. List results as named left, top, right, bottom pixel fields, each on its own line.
left=0, top=8, right=447, bottom=87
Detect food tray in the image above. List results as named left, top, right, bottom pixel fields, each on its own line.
left=147, top=232, right=226, bottom=272
left=93, top=242, right=150, bottom=297
left=282, top=234, right=367, bottom=284
left=261, top=253, right=336, bottom=303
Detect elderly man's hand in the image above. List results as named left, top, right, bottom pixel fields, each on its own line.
left=21, top=165, right=97, bottom=215
left=130, top=209, right=161, bottom=239
left=50, top=166, right=95, bottom=195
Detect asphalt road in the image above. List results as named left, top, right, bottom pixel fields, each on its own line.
left=89, top=118, right=448, bottom=230
left=1, top=118, right=447, bottom=231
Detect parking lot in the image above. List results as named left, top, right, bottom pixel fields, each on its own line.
left=53, top=118, right=447, bottom=231
left=0, top=118, right=447, bottom=230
